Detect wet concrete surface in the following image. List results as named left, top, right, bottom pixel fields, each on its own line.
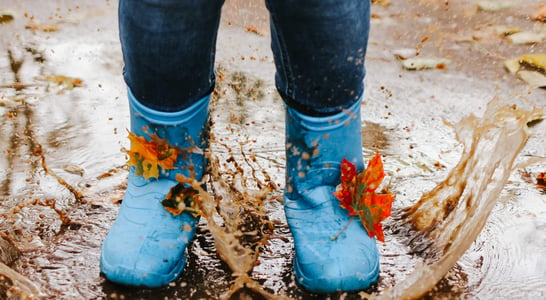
left=0, top=0, right=545, bottom=299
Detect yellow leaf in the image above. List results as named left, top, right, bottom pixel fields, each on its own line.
left=141, top=158, right=159, bottom=180
left=44, top=75, right=83, bottom=88
left=126, top=132, right=178, bottom=180
left=520, top=53, right=546, bottom=71
left=25, top=20, right=58, bottom=32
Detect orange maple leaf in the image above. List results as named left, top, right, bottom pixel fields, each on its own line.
left=126, top=131, right=178, bottom=180
left=333, top=153, right=394, bottom=242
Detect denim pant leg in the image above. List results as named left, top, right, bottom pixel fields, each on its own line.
left=265, top=0, right=371, bottom=116
left=119, top=0, right=224, bottom=112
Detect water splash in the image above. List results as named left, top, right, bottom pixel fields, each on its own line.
left=378, top=97, right=544, bottom=299
left=176, top=150, right=286, bottom=299
left=170, top=79, right=289, bottom=299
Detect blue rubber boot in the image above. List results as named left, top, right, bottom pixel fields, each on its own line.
left=100, top=89, right=210, bottom=287
left=284, top=99, right=380, bottom=293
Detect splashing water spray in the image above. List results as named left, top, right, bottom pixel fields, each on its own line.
left=378, top=97, right=543, bottom=299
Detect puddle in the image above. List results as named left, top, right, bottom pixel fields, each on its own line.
left=1, top=0, right=545, bottom=299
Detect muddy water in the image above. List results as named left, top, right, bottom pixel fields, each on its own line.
left=1, top=0, right=545, bottom=299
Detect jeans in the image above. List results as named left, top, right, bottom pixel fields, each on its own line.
left=119, top=0, right=370, bottom=116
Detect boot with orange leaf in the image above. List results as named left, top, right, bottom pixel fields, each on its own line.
left=100, top=89, right=209, bottom=287
left=284, top=98, right=394, bottom=293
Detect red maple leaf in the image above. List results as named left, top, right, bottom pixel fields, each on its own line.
left=333, top=153, right=394, bottom=242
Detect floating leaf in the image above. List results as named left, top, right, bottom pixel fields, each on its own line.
left=126, top=132, right=178, bottom=180
left=520, top=53, right=546, bottom=71
left=517, top=71, right=546, bottom=88
left=507, top=31, right=545, bottom=44
left=44, top=75, right=82, bottom=88
left=38, top=75, right=83, bottom=94
left=0, top=13, right=14, bottom=24
left=63, top=164, right=84, bottom=176
left=25, top=20, right=58, bottom=32
left=467, top=25, right=520, bottom=42
left=477, top=1, right=514, bottom=12
left=493, top=25, right=520, bottom=36
left=402, top=57, right=450, bottom=71
left=504, top=53, right=546, bottom=88
left=333, top=153, right=395, bottom=242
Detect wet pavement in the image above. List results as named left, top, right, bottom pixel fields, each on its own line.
left=0, top=0, right=545, bottom=299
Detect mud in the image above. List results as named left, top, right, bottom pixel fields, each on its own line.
left=0, top=0, right=545, bottom=299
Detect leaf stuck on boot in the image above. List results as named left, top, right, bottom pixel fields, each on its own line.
left=333, top=153, right=394, bottom=242
left=161, top=183, right=201, bottom=217
left=126, top=131, right=178, bottom=180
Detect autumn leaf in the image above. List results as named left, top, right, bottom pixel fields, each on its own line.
left=25, top=20, right=58, bottom=32
left=36, top=75, right=83, bottom=94
left=44, top=75, right=83, bottom=90
left=504, top=53, right=546, bottom=88
left=63, top=164, right=84, bottom=176
left=0, top=13, right=14, bottom=24
left=161, top=183, right=200, bottom=216
left=126, top=131, right=178, bottom=180
left=336, top=158, right=357, bottom=215
left=401, top=57, right=451, bottom=71
left=333, top=153, right=394, bottom=242
left=520, top=53, right=546, bottom=72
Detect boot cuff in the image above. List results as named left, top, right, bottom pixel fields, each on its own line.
left=285, top=98, right=362, bottom=132
left=128, top=87, right=210, bottom=125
